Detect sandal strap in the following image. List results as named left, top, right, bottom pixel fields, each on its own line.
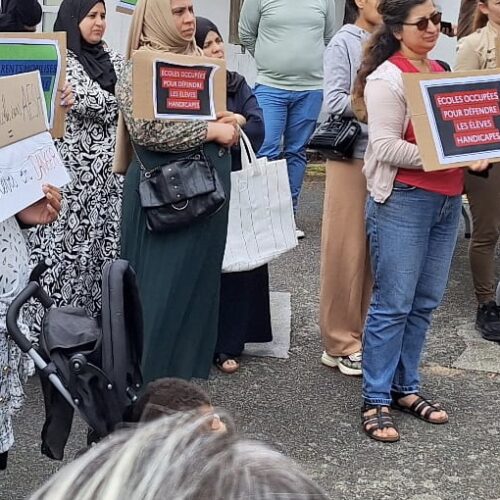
left=362, top=406, right=398, bottom=432
left=410, top=396, right=442, bottom=417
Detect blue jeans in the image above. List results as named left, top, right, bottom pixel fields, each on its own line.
left=254, top=84, right=323, bottom=213
left=362, top=184, right=462, bottom=406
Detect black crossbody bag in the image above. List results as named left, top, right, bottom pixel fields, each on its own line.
left=308, top=44, right=361, bottom=160
left=133, top=144, right=226, bottom=233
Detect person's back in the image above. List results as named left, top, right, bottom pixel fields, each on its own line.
left=0, top=0, right=42, bottom=32
left=238, top=0, right=337, bottom=232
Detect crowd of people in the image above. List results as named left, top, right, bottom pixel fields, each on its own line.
left=1, top=0, right=500, bottom=495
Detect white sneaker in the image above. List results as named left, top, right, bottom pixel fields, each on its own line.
left=321, top=351, right=362, bottom=376
left=295, top=227, right=305, bottom=239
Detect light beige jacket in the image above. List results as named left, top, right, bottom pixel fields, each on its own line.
left=455, top=22, right=498, bottom=71
left=363, top=60, right=422, bottom=203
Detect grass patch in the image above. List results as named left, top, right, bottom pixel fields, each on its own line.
left=307, top=163, right=326, bottom=177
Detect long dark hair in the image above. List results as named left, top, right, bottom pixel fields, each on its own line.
left=343, top=0, right=359, bottom=25
left=353, top=0, right=430, bottom=101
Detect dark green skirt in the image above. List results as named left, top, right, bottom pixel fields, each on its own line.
left=121, top=143, right=231, bottom=383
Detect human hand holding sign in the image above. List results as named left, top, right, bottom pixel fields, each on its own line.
left=59, top=82, right=75, bottom=112
left=216, top=111, right=247, bottom=128
left=207, top=121, right=240, bottom=148
left=17, top=184, right=62, bottom=226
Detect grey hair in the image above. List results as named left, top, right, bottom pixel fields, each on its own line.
left=30, top=412, right=329, bottom=500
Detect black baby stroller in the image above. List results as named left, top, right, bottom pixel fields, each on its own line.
left=6, top=259, right=143, bottom=461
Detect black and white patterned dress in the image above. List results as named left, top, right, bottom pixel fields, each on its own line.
left=27, top=49, right=124, bottom=330
left=0, top=217, right=32, bottom=455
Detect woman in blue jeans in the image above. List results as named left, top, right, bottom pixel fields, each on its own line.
left=352, top=0, right=489, bottom=442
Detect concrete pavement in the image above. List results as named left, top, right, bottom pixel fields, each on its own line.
left=2, top=175, right=500, bottom=500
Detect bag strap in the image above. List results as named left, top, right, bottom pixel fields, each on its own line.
left=130, top=142, right=149, bottom=174
left=239, top=128, right=259, bottom=170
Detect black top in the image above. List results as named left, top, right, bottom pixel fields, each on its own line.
left=0, top=0, right=42, bottom=31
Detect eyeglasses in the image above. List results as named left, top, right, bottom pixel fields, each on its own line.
left=403, top=11, right=442, bottom=31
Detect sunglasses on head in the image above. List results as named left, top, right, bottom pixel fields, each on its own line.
left=403, top=11, right=442, bottom=31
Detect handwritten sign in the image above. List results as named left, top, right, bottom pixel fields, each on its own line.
left=0, top=72, right=69, bottom=223
left=116, top=0, right=137, bottom=14
left=404, top=70, right=500, bottom=170
left=0, top=33, right=66, bottom=138
left=132, top=51, right=226, bottom=121
left=0, top=71, right=47, bottom=147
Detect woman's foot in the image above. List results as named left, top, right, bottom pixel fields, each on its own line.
left=361, top=405, right=400, bottom=442
left=391, top=393, right=449, bottom=424
left=214, top=353, right=240, bottom=374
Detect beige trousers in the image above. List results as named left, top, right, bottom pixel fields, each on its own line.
left=319, top=159, right=372, bottom=357
left=465, top=167, right=500, bottom=304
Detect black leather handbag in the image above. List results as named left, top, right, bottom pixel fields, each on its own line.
left=308, top=114, right=361, bottom=160
left=134, top=145, right=226, bottom=233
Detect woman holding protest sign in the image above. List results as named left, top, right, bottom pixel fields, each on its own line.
left=194, top=17, right=271, bottom=374
left=27, top=0, right=125, bottom=331
left=455, top=0, right=500, bottom=343
left=0, top=186, right=61, bottom=470
left=352, top=0, right=489, bottom=442
left=114, top=0, right=239, bottom=383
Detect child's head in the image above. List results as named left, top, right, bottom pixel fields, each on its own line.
left=475, top=0, right=499, bottom=30
left=344, top=0, right=382, bottom=30
left=131, top=378, right=225, bottom=432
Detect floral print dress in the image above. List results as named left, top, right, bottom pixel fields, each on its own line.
left=26, top=49, right=125, bottom=331
left=0, top=217, right=33, bottom=456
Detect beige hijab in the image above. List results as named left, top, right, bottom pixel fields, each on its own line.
left=113, top=0, right=203, bottom=173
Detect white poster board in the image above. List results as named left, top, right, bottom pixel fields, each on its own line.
left=0, top=72, right=70, bottom=223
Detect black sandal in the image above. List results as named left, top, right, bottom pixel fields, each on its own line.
left=214, top=353, right=240, bottom=374
left=361, top=405, right=400, bottom=443
left=391, top=392, right=449, bottom=425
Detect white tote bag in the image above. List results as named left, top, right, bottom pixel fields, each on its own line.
left=222, top=131, right=298, bottom=273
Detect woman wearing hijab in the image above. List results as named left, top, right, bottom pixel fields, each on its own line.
left=194, top=17, right=272, bottom=374
left=27, top=0, right=124, bottom=329
left=114, top=0, right=239, bottom=382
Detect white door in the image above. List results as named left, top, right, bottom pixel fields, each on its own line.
left=37, top=0, right=62, bottom=32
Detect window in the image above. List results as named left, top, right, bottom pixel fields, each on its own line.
left=37, top=0, right=62, bottom=32
left=229, top=0, right=244, bottom=45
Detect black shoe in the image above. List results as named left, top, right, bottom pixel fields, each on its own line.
left=476, top=301, right=500, bottom=341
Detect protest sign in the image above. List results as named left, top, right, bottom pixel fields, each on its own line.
left=0, top=72, right=70, bottom=223
left=0, top=32, right=66, bottom=138
left=404, top=69, right=500, bottom=171
left=116, top=0, right=137, bottom=14
left=132, top=51, right=226, bottom=121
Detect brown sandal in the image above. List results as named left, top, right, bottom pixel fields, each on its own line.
left=391, top=393, right=449, bottom=424
left=361, top=405, right=400, bottom=443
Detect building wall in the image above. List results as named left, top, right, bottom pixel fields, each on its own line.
left=39, top=0, right=462, bottom=82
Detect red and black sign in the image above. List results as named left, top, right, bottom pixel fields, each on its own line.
left=426, top=80, right=500, bottom=158
left=155, top=61, right=215, bottom=117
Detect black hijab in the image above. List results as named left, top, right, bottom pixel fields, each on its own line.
left=54, top=0, right=116, bottom=94
left=195, top=17, right=244, bottom=96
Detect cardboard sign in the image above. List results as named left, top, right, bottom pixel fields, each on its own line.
left=133, top=51, right=226, bottom=121
left=116, top=0, right=137, bottom=15
left=0, top=71, right=48, bottom=147
left=0, top=72, right=70, bottom=223
left=0, top=32, right=67, bottom=138
left=404, top=69, right=500, bottom=171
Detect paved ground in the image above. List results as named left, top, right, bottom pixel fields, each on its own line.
left=2, top=175, right=500, bottom=500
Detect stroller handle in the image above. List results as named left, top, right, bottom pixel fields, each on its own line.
left=6, top=269, right=55, bottom=353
